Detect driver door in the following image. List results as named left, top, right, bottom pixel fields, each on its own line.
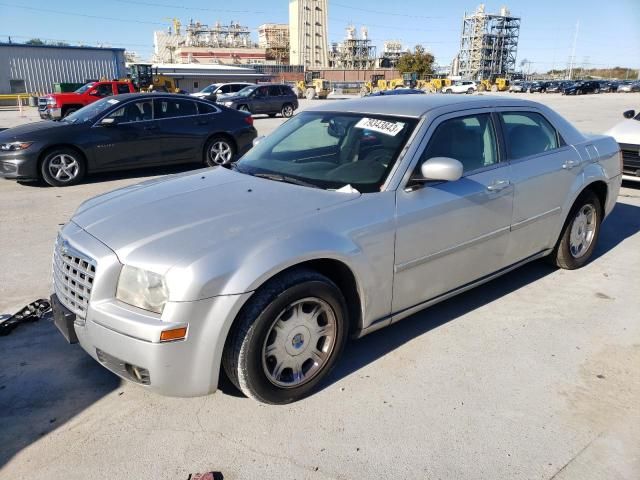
left=90, top=99, right=164, bottom=170
left=392, top=110, right=514, bottom=314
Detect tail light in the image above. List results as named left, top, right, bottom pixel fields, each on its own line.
left=243, top=115, right=254, bottom=126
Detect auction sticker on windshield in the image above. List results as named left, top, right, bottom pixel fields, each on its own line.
left=355, top=118, right=405, bottom=136
left=106, top=99, right=120, bottom=104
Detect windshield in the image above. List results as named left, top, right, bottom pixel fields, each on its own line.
left=74, top=82, right=96, bottom=94
left=62, top=97, right=120, bottom=124
left=201, top=84, right=220, bottom=94
left=235, top=86, right=256, bottom=97
left=236, top=111, right=417, bottom=193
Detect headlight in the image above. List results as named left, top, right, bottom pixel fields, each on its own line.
left=223, top=101, right=234, bottom=106
left=116, top=265, right=169, bottom=314
left=0, top=141, right=32, bottom=151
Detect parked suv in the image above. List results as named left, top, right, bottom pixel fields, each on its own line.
left=443, top=81, right=477, bottom=94
left=219, top=84, right=298, bottom=117
left=191, top=82, right=254, bottom=102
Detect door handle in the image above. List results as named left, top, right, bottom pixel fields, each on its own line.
left=143, top=124, right=158, bottom=131
left=487, top=179, right=511, bottom=192
left=562, top=159, right=580, bottom=170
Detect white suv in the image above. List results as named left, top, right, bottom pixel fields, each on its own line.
left=443, top=81, right=477, bottom=94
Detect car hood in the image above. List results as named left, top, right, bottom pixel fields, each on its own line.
left=72, top=167, right=360, bottom=274
left=606, top=119, right=640, bottom=144
left=0, top=120, right=78, bottom=141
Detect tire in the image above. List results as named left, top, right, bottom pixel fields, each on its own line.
left=238, top=104, right=250, bottom=113
left=62, top=108, right=78, bottom=119
left=40, top=148, right=86, bottom=187
left=305, top=88, right=316, bottom=100
left=594, top=88, right=600, bottom=94
left=223, top=268, right=348, bottom=404
left=204, top=135, right=236, bottom=167
left=281, top=103, right=294, bottom=118
left=491, top=85, right=498, bottom=92
left=550, top=190, right=602, bottom=270
left=445, top=89, right=453, bottom=94
left=466, top=88, right=474, bottom=94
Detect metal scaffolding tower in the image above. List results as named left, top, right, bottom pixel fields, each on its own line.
left=329, top=26, right=377, bottom=69
left=184, top=20, right=254, bottom=48
left=458, top=4, right=520, bottom=80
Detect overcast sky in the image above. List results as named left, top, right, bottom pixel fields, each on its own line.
left=1, top=0, right=639, bottom=73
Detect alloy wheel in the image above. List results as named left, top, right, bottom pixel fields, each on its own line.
left=48, top=154, right=79, bottom=182
left=208, top=141, right=233, bottom=165
left=569, top=204, right=596, bottom=258
left=262, top=297, right=337, bottom=388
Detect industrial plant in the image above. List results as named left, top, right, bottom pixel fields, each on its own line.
left=456, top=4, right=521, bottom=80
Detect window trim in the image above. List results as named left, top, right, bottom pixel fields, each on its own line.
left=96, top=98, right=155, bottom=126
left=495, top=108, right=569, bottom=163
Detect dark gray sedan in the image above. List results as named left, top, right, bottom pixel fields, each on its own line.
left=0, top=93, right=257, bottom=186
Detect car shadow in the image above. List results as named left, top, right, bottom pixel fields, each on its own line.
left=319, top=199, right=640, bottom=393
left=0, top=317, right=120, bottom=468
left=18, top=163, right=202, bottom=188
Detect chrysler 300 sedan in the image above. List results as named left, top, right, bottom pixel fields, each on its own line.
left=51, top=95, right=622, bottom=404
left=0, top=93, right=256, bottom=186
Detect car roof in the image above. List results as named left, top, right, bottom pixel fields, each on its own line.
left=307, top=95, right=544, bottom=118
left=107, top=93, right=206, bottom=101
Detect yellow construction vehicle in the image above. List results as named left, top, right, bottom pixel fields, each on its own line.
left=125, top=64, right=180, bottom=93
left=478, top=76, right=509, bottom=92
left=294, top=72, right=330, bottom=100
left=417, top=77, right=452, bottom=93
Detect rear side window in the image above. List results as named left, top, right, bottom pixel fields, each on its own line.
left=268, top=85, right=282, bottom=96
left=500, top=112, right=560, bottom=160
left=230, top=84, right=246, bottom=92
left=197, top=102, right=217, bottom=114
left=154, top=98, right=198, bottom=118
left=117, top=83, right=130, bottom=94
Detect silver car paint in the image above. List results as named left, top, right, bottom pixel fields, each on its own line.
left=55, top=96, right=622, bottom=396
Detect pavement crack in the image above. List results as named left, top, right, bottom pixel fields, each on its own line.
left=548, top=432, right=602, bottom=480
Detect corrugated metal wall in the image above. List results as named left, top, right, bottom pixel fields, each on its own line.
left=0, top=45, right=126, bottom=94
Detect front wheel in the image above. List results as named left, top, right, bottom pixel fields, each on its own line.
left=550, top=191, right=602, bottom=269
left=466, top=88, right=474, bottom=94
left=445, top=89, right=453, bottom=94
left=238, top=104, right=250, bottom=113
left=204, top=136, right=235, bottom=167
left=40, top=148, right=86, bottom=187
left=281, top=103, right=294, bottom=118
left=223, top=269, right=348, bottom=404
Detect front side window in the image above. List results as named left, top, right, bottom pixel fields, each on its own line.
left=95, top=84, right=113, bottom=97
left=117, top=83, right=130, bottom=94
left=153, top=98, right=197, bottom=118
left=237, top=111, right=417, bottom=193
left=106, top=100, right=153, bottom=123
left=419, top=113, right=498, bottom=174
left=500, top=112, right=559, bottom=160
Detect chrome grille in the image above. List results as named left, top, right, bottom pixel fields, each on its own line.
left=52, top=236, right=96, bottom=320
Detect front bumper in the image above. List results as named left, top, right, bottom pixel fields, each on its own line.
left=52, top=222, right=252, bottom=397
left=0, top=150, right=40, bottom=180
left=38, top=107, right=61, bottom=120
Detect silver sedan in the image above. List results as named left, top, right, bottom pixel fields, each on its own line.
left=50, top=95, right=622, bottom=404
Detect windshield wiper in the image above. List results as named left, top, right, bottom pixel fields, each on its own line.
left=252, top=172, right=321, bottom=189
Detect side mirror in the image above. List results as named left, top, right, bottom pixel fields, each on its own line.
left=252, top=136, right=265, bottom=147
left=623, top=110, right=635, bottom=119
left=100, top=117, right=116, bottom=126
left=418, top=157, right=463, bottom=182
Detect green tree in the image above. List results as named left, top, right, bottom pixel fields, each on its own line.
left=25, top=38, right=45, bottom=45
left=396, top=45, right=435, bottom=77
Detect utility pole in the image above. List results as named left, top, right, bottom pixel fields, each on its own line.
left=568, top=20, right=579, bottom=80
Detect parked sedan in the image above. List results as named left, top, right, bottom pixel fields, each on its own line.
left=618, top=81, right=640, bottom=93
left=218, top=84, right=299, bottom=117
left=509, top=81, right=528, bottom=93
left=562, top=80, right=601, bottom=95
left=50, top=95, right=622, bottom=404
left=606, top=108, right=640, bottom=181
left=527, top=81, right=549, bottom=93
left=0, top=93, right=256, bottom=186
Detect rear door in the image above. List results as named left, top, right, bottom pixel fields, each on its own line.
left=393, top=110, right=514, bottom=313
left=90, top=98, right=164, bottom=170
left=267, top=85, right=283, bottom=113
left=153, top=97, right=206, bottom=163
left=496, top=109, right=583, bottom=264
left=250, top=86, right=269, bottom=113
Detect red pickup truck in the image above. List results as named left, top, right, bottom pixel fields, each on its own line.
left=39, top=81, right=136, bottom=120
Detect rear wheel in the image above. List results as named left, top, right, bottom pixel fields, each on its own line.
left=550, top=191, right=602, bottom=269
left=281, top=103, right=294, bottom=118
left=238, top=105, right=250, bottom=113
left=204, top=136, right=235, bottom=167
left=62, top=108, right=78, bottom=119
left=305, top=88, right=316, bottom=100
left=466, top=88, right=474, bottom=94
left=223, top=269, right=348, bottom=404
left=40, top=148, right=86, bottom=187
left=445, top=88, right=453, bottom=94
